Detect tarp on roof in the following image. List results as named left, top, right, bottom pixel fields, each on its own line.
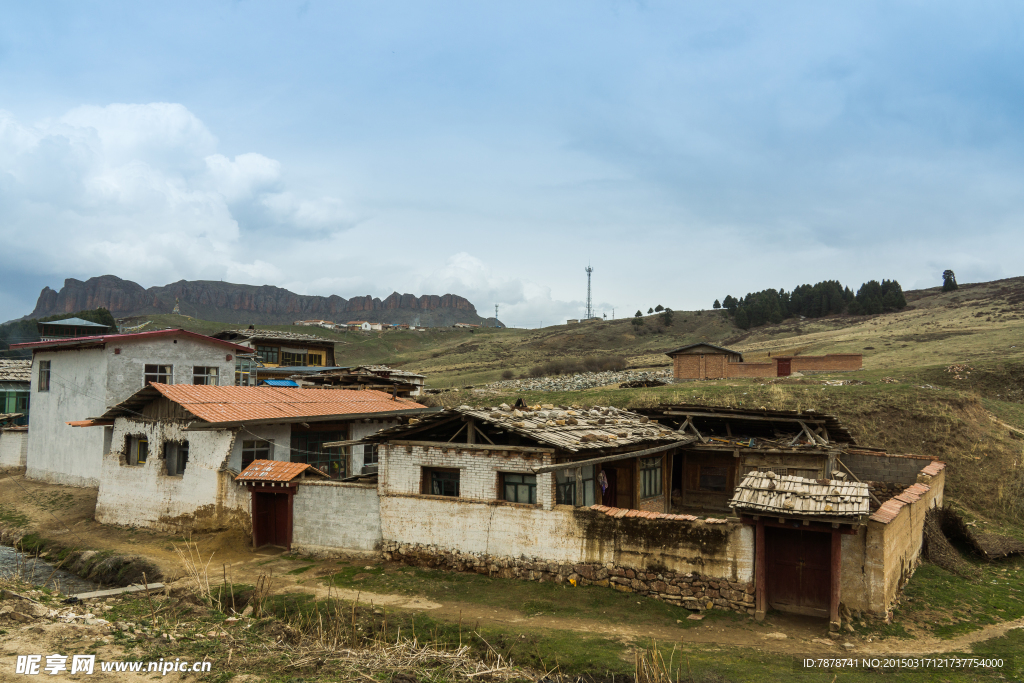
left=261, top=379, right=300, bottom=387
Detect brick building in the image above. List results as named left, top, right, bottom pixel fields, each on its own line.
left=666, top=343, right=862, bottom=379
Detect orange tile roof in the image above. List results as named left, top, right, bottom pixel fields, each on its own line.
left=142, top=384, right=428, bottom=425
left=235, top=459, right=328, bottom=482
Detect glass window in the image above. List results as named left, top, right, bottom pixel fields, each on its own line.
left=555, top=465, right=595, bottom=505
left=165, top=441, right=189, bottom=476
left=235, top=356, right=257, bottom=386
left=128, top=436, right=148, bottom=466
left=38, top=360, right=50, bottom=392
left=363, top=443, right=379, bottom=466
left=192, top=367, right=219, bottom=385
left=640, top=457, right=663, bottom=499
left=255, top=346, right=279, bottom=364
left=290, top=431, right=346, bottom=478
left=699, top=466, right=729, bottom=492
left=502, top=473, right=537, bottom=504
left=241, top=439, right=273, bottom=470
left=144, top=364, right=172, bottom=386
left=427, top=469, right=460, bottom=497
left=307, top=353, right=323, bottom=366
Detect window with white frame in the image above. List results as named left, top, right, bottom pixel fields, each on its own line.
left=127, top=436, right=149, bottom=466
left=192, top=366, right=219, bottom=385
left=639, top=456, right=663, bottom=499
left=165, top=441, right=190, bottom=476
left=501, top=472, right=537, bottom=504
left=144, top=364, right=172, bottom=386
left=363, top=443, right=379, bottom=466
left=241, top=439, right=273, bottom=470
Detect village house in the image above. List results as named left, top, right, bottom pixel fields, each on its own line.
left=296, top=365, right=426, bottom=398
left=212, top=329, right=337, bottom=369
left=37, top=317, right=112, bottom=341
left=0, top=360, right=31, bottom=469
left=293, top=319, right=336, bottom=329
left=11, top=329, right=251, bottom=487
left=666, top=343, right=862, bottom=380
left=71, top=385, right=432, bottom=540
left=357, top=402, right=943, bottom=630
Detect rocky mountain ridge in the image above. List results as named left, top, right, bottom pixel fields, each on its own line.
left=27, top=275, right=489, bottom=327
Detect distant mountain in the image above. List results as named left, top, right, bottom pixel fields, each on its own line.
left=27, top=275, right=492, bottom=327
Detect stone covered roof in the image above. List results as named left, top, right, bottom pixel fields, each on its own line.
left=0, top=360, right=31, bottom=383
left=215, top=329, right=336, bottom=345
left=729, top=471, right=870, bottom=518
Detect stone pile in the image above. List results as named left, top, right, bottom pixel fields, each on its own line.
left=380, top=541, right=756, bottom=615
left=488, top=369, right=673, bottom=393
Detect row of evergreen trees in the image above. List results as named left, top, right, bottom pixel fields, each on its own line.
left=713, top=280, right=907, bottom=330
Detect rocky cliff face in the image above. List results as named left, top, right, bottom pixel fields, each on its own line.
left=28, top=275, right=486, bottom=327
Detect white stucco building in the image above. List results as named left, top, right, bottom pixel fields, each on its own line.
left=12, top=329, right=251, bottom=487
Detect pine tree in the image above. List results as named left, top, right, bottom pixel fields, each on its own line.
left=942, top=270, right=958, bottom=292
left=734, top=308, right=750, bottom=330
left=655, top=304, right=664, bottom=312
left=713, top=299, right=721, bottom=309
left=631, top=311, right=644, bottom=329
left=648, top=307, right=654, bottom=314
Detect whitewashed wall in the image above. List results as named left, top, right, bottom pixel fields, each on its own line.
left=95, top=419, right=250, bottom=532
left=350, top=419, right=398, bottom=474
left=292, top=481, right=381, bottom=553
left=0, top=429, right=28, bottom=468
left=226, top=424, right=292, bottom=472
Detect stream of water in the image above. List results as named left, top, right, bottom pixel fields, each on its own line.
left=0, top=546, right=100, bottom=596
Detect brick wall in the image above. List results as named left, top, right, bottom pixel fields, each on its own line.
left=380, top=444, right=556, bottom=509
left=705, top=355, right=726, bottom=379
left=673, top=355, right=702, bottom=379
left=292, top=481, right=381, bottom=553
left=841, top=451, right=932, bottom=486
left=790, top=354, right=863, bottom=373
left=724, top=362, right=777, bottom=378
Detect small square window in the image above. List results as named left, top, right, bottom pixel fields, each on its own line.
left=241, top=439, right=273, bottom=470
left=128, top=436, right=149, bottom=466
left=501, top=472, right=537, bottom=504
left=363, top=443, right=379, bottom=466
left=192, top=367, right=219, bottom=385
left=422, top=468, right=459, bottom=497
left=165, top=441, right=190, bottom=476
left=144, top=364, right=172, bottom=386
left=640, top=456, right=663, bottom=499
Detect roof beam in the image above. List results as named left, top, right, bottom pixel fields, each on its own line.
left=388, top=439, right=554, bottom=454
left=531, top=440, right=689, bottom=473
left=662, top=410, right=826, bottom=425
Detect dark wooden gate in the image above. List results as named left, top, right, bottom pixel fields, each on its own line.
left=765, top=526, right=830, bottom=617
left=252, top=490, right=293, bottom=549
left=776, top=358, right=791, bottom=376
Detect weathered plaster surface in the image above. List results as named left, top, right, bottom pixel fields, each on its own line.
left=0, top=429, right=28, bottom=468
left=292, top=481, right=382, bottom=553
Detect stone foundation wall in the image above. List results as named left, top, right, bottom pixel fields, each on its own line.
left=380, top=541, right=756, bottom=615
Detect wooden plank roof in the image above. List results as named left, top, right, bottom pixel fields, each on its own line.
left=729, top=471, right=870, bottom=518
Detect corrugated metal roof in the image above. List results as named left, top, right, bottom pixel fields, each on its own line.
left=372, top=404, right=691, bottom=453
left=93, top=384, right=430, bottom=425
left=235, top=459, right=328, bottom=482
left=11, top=329, right=252, bottom=353
left=0, top=360, right=31, bottom=383
left=729, top=471, right=870, bottom=518
left=38, top=317, right=110, bottom=327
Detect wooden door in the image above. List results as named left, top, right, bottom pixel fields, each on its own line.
left=614, top=465, right=633, bottom=509
left=765, top=526, right=830, bottom=617
left=777, top=358, right=791, bottom=376
left=699, top=355, right=706, bottom=379
left=253, top=492, right=292, bottom=548
left=602, top=468, right=618, bottom=507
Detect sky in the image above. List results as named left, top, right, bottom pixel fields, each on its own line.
left=1, top=1, right=1023, bottom=327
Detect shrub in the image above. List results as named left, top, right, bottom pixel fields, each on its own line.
left=527, top=354, right=627, bottom=378
left=500, top=370, right=514, bottom=380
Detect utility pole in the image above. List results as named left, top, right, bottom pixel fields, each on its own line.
left=585, top=264, right=594, bottom=320
left=495, top=304, right=499, bottom=328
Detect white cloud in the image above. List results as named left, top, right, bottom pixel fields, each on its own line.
left=0, top=103, right=353, bottom=292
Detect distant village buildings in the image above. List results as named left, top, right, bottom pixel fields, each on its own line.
left=666, top=343, right=863, bottom=380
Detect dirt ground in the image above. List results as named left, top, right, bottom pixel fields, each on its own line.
left=1, top=471, right=1022, bottom=664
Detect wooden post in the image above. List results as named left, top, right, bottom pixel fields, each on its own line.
left=830, top=529, right=842, bottom=631
left=466, top=419, right=476, bottom=445
left=755, top=519, right=766, bottom=621
left=575, top=467, right=583, bottom=507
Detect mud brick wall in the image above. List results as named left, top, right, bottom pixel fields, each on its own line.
left=790, top=354, right=863, bottom=373
left=381, top=541, right=756, bottom=615
left=841, top=451, right=932, bottom=486
left=724, top=362, right=777, bottom=378
left=673, top=355, right=702, bottom=379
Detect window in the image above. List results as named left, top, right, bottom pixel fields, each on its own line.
left=255, top=346, right=279, bottom=364
left=555, top=465, right=595, bottom=505
left=128, top=436, right=149, bottom=466
left=37, top=360, right=50, bottom=392
left=235, top=356, right=257, bottom=386
left=280, top=351, right=307, bottom=366
left=165, top=441, right=190, bottom=476
left=144, top=364, right=172, bottom=386
left=192, top=367, right=219, bottom=385
left=502, top=473, right=537, bottom=504
left=307, top=353, right=323, bottom=366
left=640, top=457, right=663, bottom=499
left=241, top=439, right=273, bottom=470
left=290, top=431, right=346, bottom=478
left=363, top=443, right=379, bottom=466
left=699, top=466, right=729, bottom=492
left=423, top=468, right=460, bottom=497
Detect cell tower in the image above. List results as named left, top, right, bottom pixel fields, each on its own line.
left=585, top=264, right=594, bottom=320
left=495, top=304, right=499, bottom=328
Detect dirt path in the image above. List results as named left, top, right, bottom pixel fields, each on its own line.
left=3, top=473, right=1022, bottom=659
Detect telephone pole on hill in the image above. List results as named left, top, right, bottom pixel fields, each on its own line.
left=495, top=304, right=499, bottom=328
left=585, top=264, right=594, bottom=320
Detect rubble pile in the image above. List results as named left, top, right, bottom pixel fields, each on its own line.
left=488, top=369, right=673, bottom=393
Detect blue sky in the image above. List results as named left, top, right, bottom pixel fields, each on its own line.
left=1, top=1, right=1022, bottom=326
